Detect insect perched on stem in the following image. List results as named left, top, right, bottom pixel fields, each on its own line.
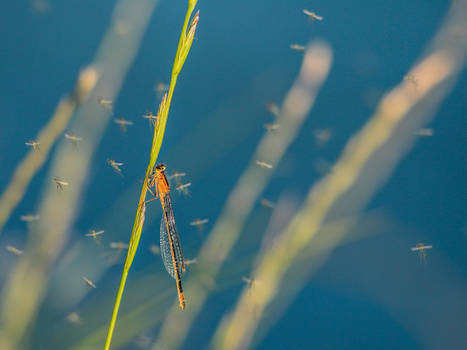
left=147, top=164, right=186, bottom=310
left=142, top=112, right=159, bottom=128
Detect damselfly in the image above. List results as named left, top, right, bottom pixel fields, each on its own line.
left=148, top=164, right=186, bottom=310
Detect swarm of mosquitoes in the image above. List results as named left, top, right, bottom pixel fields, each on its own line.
left=10, top=7, right=439, bottom=326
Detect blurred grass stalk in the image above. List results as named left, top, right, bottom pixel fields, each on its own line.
left=249, top=211, right=392, bottom=349
left=70, top=212, right=381, bottom=350
left=0, top=67, right=98, bottom=234
left=0, top=0, right=160, bottom=349
left=152, top=41, right=333, bottom=350
left=212, top=4, right=467, bottom=349
left=104, top=1, right=199, bottom=349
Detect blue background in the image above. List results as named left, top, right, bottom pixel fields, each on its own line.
left=0, top=1, right=466, bottom=349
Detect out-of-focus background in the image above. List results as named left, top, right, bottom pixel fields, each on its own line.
left=0, top=1, right=466, bottom=349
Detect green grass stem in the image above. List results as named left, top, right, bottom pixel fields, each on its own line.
left=104, top=1, right=199, bottom=349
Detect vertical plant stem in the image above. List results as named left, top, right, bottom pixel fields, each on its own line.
left=104, top=1, right=198, bottom=349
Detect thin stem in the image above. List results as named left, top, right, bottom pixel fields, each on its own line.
left=104, top=1, right=198, bottom=349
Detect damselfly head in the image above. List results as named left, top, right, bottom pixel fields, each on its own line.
left=155, top=164, right=167, bottom=172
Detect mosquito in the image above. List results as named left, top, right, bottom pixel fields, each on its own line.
left=313, top=129, right=332, bottom=147
left=404, top=75, right=418, bottom=88
left=264, top=123, right=280, bottom=133
left=190, top=218, right=208, bottom=234
left=20, top=214, right=40, bottom=222
left=114, top=117, right=133, bottom=133
left=167, top=170, right=190, bottom=196
left=85, top=229, right=104, bottom=239
left=97, top=97, right=113, bottom=110
left=303, top=9, right=323, bottom=21
left=66, top=312, right=82, bottom=325
left=53, top=177, right=69, bottom=191
left=265, top=102, right=280, bottom=117
left=107, top=159, right=124, bottom=175
left=411, top=243, right=433, bottom=264
left=256, top=160, right=273, bottom=169
left=25, top=140, right=40, bottom=150
left=176, top=182, right=192, bottom=197
left=82, top=276, right=97, bottom=288
left=142, top=111, right=159, bottom=127
left=190, top=218, right=209, bottom=227
left=109, top=242, right=129, bottom=250
left=415, top=128, right=434, bottom=137
left=184, top=258, right=197, bottom=270
left=260, top=198, right=275, bottom=209
left=65, top=133, right=83, bottom=146
left=290, top=44, right=305, bottom=51
left=154, top=81, right=168, bottom=98
left=6, top=245, right=24, bottom=256
left=149, top=244, right=161, bottom=256
left=167, top=170, right=186, bottom=180
left=242, top=276, right=262, bottom=290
